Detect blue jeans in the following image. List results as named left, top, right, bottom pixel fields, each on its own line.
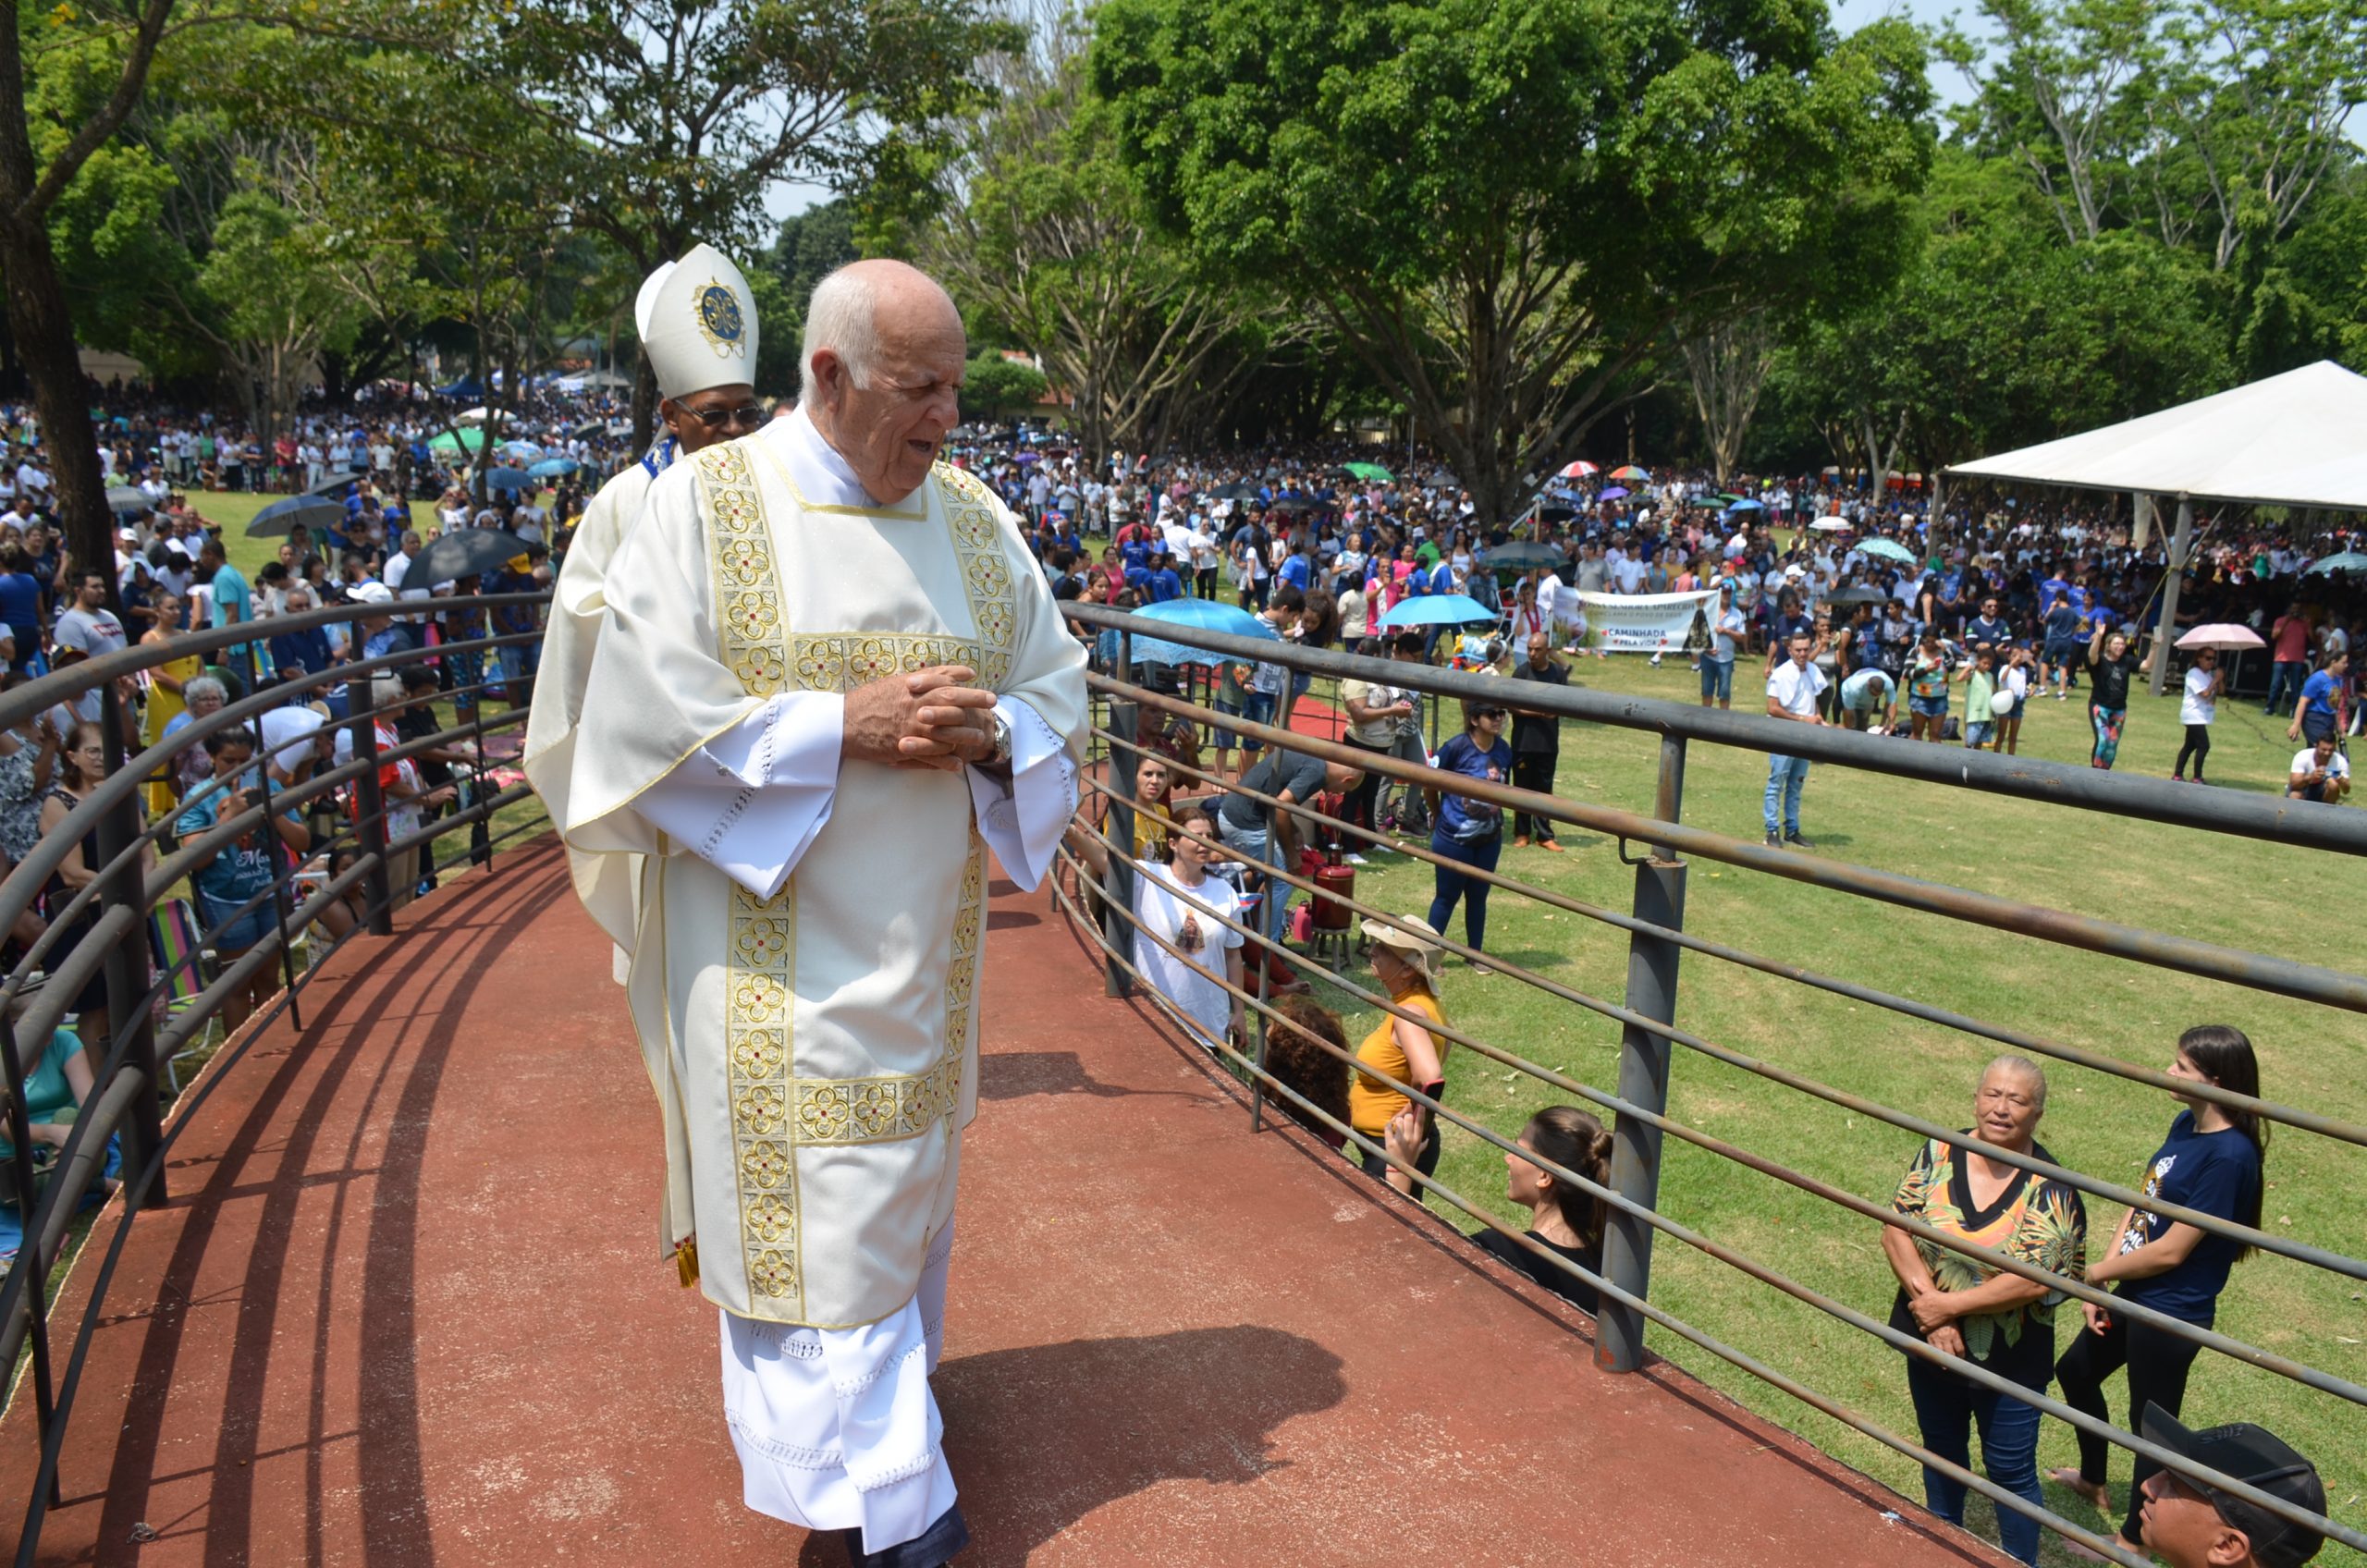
left=1763, top=754, right=1809, bottom=834
left=1905, top=1356, right=2045, bottom=1564
left=1428, top=828, right=1502, bottom=951
left=1215, top=815, right=1291, bottom=950
left=1239, top=691, right=1277, bottom=754
left=2265, top=658, right=2307, bottom=715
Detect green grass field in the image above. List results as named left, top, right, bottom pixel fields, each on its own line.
left=1258, top=655, right=2364, bottom=1566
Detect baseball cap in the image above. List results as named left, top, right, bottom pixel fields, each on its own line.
left=2141, top=1403, right=2326, bottom=1568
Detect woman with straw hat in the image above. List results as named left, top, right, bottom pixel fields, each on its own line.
left=1347, top=916, right=1451, bottom=1190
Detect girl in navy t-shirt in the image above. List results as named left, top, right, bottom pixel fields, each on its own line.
left=2049, top=1024, right=2266, bottom=1550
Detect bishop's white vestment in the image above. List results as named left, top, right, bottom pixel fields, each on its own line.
left=522, top=436, right=678, bottom=974
left=551, top=410, right=1085, bottom=1549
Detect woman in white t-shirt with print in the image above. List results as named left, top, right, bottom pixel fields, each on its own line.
left=1063, top=800, right=1245, bottom=1052
left=2173, top=646, right=2221, bottom=784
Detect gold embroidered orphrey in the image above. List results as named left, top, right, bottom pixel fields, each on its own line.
left=693, top=439, right=1003, bottom=1320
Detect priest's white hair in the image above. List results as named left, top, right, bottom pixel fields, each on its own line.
left=799, top=265, right=880, bottom=405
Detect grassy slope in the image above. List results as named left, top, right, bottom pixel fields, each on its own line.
left=1282, top=654, right=2363, bottom=1566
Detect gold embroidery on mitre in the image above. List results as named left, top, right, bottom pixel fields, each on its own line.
left=694, top=278, right=749, bottom=358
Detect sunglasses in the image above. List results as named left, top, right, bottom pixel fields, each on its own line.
left=680, top=403, right=766, bottom=431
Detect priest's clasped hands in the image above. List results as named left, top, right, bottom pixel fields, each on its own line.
left=843, top=665, right=999, bottom=771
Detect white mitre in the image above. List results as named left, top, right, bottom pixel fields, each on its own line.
left=635, top=242, right=759, bottom=398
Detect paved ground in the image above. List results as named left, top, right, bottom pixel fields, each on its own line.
left=1, top=837, right=2007, bottom=1568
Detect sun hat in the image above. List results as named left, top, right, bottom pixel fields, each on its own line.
left=1360, top=915, right=1445, bottom=984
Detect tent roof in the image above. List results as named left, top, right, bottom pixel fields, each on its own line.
left=1945, top=360, right=2367, bottom=512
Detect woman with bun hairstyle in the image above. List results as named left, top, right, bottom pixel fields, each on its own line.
left=2050, top=1025, right=2268, bottom=1558
left=1386, top=1103, right=1611, bottom=1312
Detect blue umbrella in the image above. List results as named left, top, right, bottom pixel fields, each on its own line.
left=529, top=457, right=581, bottom=477
left=2305, top=551, right=2367, bottom=575
left=1378, top=594, right=1496, bottom=630
left=500, top=439, right=544, bottom=459
left=1725, top=497, right=1765, bottom=513
left=1128, top=599, right=1278, bottom=668
left=481, top=466, right=532, bottom=491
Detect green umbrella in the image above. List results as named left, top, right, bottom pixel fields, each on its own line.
left=1342, top=460, right=1394, bottom=484
left=1858, top=538, right=1918, bottom=565
left=1713, top=493, right=1747, bottom=506
left=428, top=427, right=488, bottom=454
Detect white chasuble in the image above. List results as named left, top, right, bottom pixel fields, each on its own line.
left=522, top=439, right=675, bottom=974
left=560, top=411, right=1085, bottom=1330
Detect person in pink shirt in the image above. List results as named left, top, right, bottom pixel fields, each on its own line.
left=2263, top=603, right=2312, bottom=716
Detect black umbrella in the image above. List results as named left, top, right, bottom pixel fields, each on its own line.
left=1208, top=482, right=1259, bottom=501
left=1825, top=584, right=1891, bottom=606
left=1268, top=496, right=1318, bottom=513
left=406, top=527, right=529, bottom=586
left=1535, top=504, right=1576, bottom=522
left=247, top=496, right=348, bottom=537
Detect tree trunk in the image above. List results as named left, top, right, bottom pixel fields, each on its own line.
left=630, top=351, right=658, bottom=455
left=0, top=217, right=115, bottom=601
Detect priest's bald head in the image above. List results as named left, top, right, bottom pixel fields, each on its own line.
left=799, top=259, right=965, bottom=505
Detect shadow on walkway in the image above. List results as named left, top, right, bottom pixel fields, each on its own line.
left=0, top=839, right=2005, bottom=1568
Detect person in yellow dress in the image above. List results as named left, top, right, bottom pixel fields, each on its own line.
left=140, top=590, right=201, bottom=816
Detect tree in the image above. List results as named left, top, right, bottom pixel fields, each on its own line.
left=960, top=349, right=1049, bottom=417
left=0, top=0, right=195, bottom=582
left=925, top=15, right=1280, bottom=463
left=421, top=0, right=1021, bottom=438
left=1679, top=311, right=1778, bottom=484
left=1092, top=0, right=1933, bottom=521
left=752, top=197, right=862, bottom=398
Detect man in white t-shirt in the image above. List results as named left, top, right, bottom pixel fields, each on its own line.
left=1762, top=629, right=1829, bottom=847
left=2287, top=735, right=2349, bottom=803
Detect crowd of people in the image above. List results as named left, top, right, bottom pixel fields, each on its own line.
left=0, top=385, right=592, bottom=1266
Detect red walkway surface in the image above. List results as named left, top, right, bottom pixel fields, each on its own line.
left=1, top=839, right=2006, bottom=1567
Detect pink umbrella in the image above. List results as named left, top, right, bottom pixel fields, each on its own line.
left=2175, top=624, right=2266, bottom=651
left=1559, top=459, right=1600, bottom=478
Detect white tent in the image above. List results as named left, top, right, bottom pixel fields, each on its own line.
left=1946, top=361, right=2367, bottom=692
left=1947, top=360, right=2367, bottom=511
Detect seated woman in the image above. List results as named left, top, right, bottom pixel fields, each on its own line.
left=1388, top=1104, right=1611, bottom=1313
left=1262, top=990, right=1351, bottom=1143
left=175, top=729, right=311, bottom=1032
left=1346, top=916, right=1450, bottom=1188
left=1061, top=800, right=1245, bottom=1055
left=1883, top=1056, right=2088, bottom=1567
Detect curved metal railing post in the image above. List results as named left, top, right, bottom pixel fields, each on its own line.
left=94, top=682, right=166, bottom=1210
left=1599, top=734, right=1689, bottom=1374
left=350, top=702, right=395, bottom=937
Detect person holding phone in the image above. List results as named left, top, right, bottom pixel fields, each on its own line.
left=2286, top=735, right=2349, bottom=803
left=2049, top=1025, right=2268, bottom=1557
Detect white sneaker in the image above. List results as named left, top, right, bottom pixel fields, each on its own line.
left=1649, top=653, right=1663, bottom=668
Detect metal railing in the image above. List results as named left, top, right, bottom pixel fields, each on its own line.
left=0, top=591, right=556, bottom=1565
left=1053, top=602, right=2366, bottom=1568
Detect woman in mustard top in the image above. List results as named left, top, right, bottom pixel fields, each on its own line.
left=139, top=592, right=201, bottom=817
left=1348, top=916, right=1451, bottom=1186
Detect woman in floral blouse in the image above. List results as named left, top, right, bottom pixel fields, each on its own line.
left=1883, top=1056, right=2088, bottom=1566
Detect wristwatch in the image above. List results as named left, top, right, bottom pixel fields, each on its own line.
left=987, top=711, right=1013, bottom=768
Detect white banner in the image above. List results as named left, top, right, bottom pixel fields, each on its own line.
left=1575, top=589, right=1718, bottom=654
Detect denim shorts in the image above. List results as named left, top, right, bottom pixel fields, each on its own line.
left=1699, top=657, right=1734, bottom=702
left=1965, top=720, right=1995, bottom=746
left=199, top=894, right=277, bottom=954
left=1909, top=695, right=1948, bottom=719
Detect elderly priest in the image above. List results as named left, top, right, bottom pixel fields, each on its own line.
left=551, top=259, right=1086, bottom=1568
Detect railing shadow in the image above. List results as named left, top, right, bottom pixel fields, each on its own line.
left=67, top=854, right=567, bottom=1568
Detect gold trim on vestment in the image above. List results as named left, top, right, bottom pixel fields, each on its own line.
left=689, top=436, right=1017, bottom=1322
